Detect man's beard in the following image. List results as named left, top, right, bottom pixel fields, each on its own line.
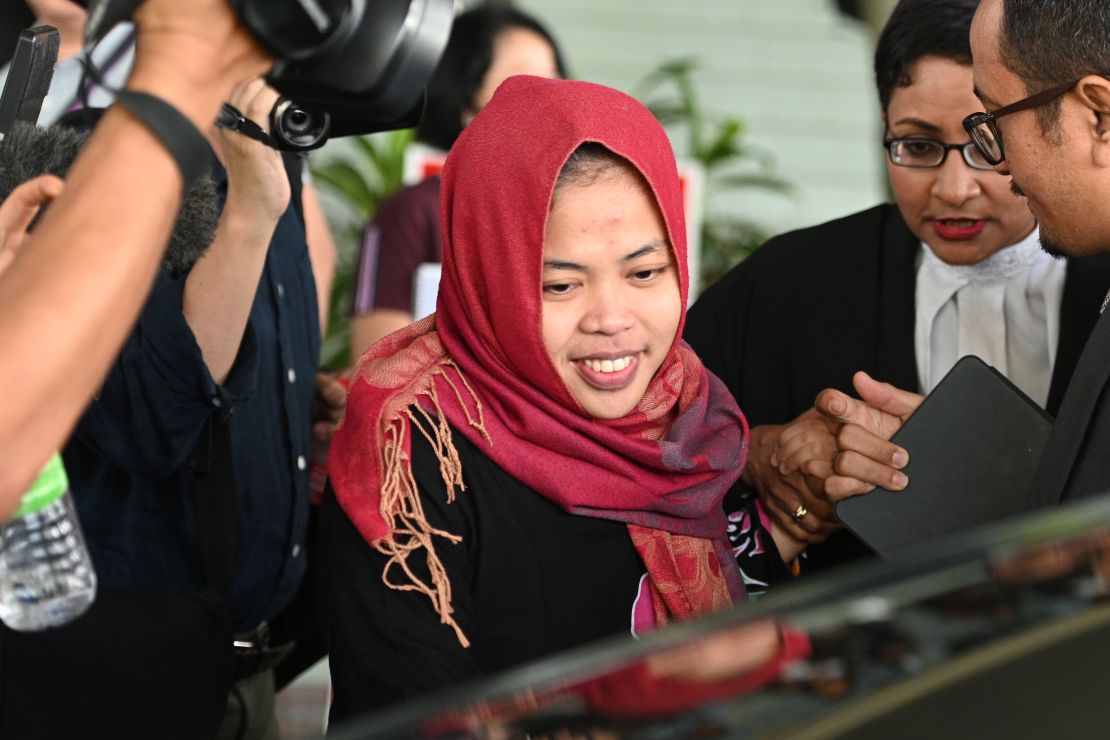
left=1011, top=179, right=1067, bottom=259
left=1038, top=230, right=1068, bottom=259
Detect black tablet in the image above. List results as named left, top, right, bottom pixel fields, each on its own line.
left=835, top=356, right=1053, bottom=558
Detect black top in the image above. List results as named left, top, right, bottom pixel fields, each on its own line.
left=685, top=204, right=1110, bottom=570
left=63, top=160, right=321, bottom=630
left=1035, top=306, right=1110, bottom=506
left=322, top=417, right=789, bottom=719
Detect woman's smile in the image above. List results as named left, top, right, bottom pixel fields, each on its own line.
left=574, top=352, right=641, bottom=390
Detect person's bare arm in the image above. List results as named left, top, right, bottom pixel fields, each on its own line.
left=184, top=79, right=288, bottom=385
left=768, top=525, right=806, bottom=563
left=302, top=181, right=337, bottom=334
left=0, top=0, right=271, bottom=516
left=350, top=309, right=414, bottom=361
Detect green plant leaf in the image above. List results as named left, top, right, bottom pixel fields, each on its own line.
left=633, top=57, right=795, bottom=286
left=713, top=172, right=794, bottom=194
left=312, top=161, right=376, bottom=216
left=698, top=119, right=744, bottom=168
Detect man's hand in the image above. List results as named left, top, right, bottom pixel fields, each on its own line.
left=811, top=371, right=923, bottom=500
left=128, top=0, right=273, bottom=125
left=0, top=175, right=64, bottom=278
left=313, top=371, right=347, bottom=443
left=184, top=78, right=289, bottom=384
left=218, top=78, right=290, bottom=222
left=745, top=420, right=839, bottom=544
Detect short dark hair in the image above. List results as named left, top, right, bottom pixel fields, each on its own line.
left=416, top=6, right=567, bottom=151
left=999, top=0, right=1110, bottom=131
left=874, top=0, right=980, bottom=111
left=555, top=143, right=639, bottom=192
left=0, top=121, right=219, bottom=273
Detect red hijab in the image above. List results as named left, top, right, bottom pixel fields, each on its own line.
left=330, top=77, right=750, bottom=645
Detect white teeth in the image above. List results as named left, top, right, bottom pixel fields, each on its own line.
left=584, top=355, right=633, bottom=373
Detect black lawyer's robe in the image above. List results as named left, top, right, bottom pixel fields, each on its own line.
left=684, top=204, right=1110, bottom=570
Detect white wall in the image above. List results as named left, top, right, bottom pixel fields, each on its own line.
left=518, top=0, right=889, bottom=240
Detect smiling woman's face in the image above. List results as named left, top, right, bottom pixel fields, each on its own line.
left=886, top=55, right=1036, bottom=265
left=540, top=169, right=680, bottom=420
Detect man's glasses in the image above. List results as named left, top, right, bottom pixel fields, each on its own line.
left=883, top=138, right=995, bottom=170
left=962, top=78, right=1081, bottom=165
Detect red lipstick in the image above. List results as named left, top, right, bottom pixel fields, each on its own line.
left=933, top=219, right=987, bottom=241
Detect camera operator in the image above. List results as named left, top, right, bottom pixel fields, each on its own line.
left=0, top=0, right=271, bottom=518
left=0, top=67, right=344, bottom=737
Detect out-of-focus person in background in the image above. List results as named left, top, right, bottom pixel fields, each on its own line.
left=0, top=0, right=271, bottom=518
left=683, top=0, right=1110, bottom=573
left=348, top=5, right=566, bottom=357
left=322, top=76, right=804, bottom=719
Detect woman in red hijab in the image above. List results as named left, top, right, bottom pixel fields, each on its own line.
left=322, top=76, right=804, bottom=717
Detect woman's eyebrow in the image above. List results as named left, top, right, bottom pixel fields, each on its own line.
left=543, top=259, right=587, bottom=271
left=543, top=240, right=669, bottom=272
left=622, top=240, right=668, bottom=262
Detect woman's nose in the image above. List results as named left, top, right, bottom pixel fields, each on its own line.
left=932, top=152, right=983, bottom=206
left=579, top=286, right=635, bottom=335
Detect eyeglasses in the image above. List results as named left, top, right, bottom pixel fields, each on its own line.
left=962, top=78, right=1081, bottom=165
left=883, top=138, right=995, bottom=170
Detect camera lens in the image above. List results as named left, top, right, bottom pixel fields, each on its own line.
left=286, top=109, right=313, bottom=133
left=270, top=98, right=331, bottom=151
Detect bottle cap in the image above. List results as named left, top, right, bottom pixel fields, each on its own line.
left=15, top=454, right=68, bottom=518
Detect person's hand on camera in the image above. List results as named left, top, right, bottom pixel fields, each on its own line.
left=744, top=420, right=839, bottom=545
left=180, top=78, right=291, bottom=384
left=218, top=78, right=290, bottom=224
left=811, top=371, right=922, bottom=500
left=0, top=175, right=64, bottom=278
left=128, top=0, right=273, bottom=126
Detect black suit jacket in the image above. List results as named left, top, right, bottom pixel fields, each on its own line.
left=1034, top=306, right=1110, bottom=506
left=685, top=204, right=1110, bottom=569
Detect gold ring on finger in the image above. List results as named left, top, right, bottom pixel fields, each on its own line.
left=791, top=505, right=809, bottom=522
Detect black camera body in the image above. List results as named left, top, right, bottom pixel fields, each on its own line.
left=81, top=0, right=453, bottom=149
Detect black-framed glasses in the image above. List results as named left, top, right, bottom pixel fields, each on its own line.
left=962, top=78, right=1081, bottom=165
left=883, top=138, right=994, bottom=170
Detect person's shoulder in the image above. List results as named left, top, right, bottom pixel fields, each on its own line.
left=406, top=408, right=503, bottom=494
left=753, top=204, right=893, bottom=263
left=1065, top=250, right=1110, bottom=281
left=377, top=176, right=441, bottom=214
left=703, top=204, right=896, bottom=294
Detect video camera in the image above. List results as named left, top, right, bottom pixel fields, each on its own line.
left=78, top=0, right=454, bottom=150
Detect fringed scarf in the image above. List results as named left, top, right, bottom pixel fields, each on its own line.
left=329, top=77, right=750, bottom=645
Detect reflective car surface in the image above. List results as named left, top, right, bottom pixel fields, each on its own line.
left=333, top=494, right=1110, bottom=739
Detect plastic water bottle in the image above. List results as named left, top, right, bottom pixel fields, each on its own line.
left=0, top=455, right=97, bottom=631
